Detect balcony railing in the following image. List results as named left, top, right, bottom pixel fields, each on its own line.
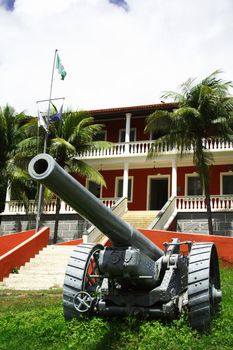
left=177, top=195, right=233, bottom=211
left=3, top=197, right=118, bottom=215
left=80, top=138, right=233, bottom=160
left=2, top=195, right=233, bottom=216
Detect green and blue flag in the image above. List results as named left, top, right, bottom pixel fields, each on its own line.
left=56, top=53, right=67, bottom=80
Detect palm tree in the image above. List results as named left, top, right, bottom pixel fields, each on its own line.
left=0, top=105, right=26, bottom=212
left=145, top=70, right=233, bottom=235
left=0, top=107, right=7, bottom=212
left=12, top=109, right=111, bottom=243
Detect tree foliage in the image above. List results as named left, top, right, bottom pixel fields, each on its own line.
left=0, top=105, right=28, bottom=211
left=10, top=109, right=111, bottom=242
left=14, top=110, right=110, bottom=186
left=145, top=70, right=233, bottom=234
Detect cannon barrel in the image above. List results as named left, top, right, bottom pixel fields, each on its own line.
left=28, top=154, right=163, bottom=261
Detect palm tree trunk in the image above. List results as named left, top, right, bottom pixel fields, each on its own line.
left=195, top=142, right=214, bottom=235
left=203, top=173, right=214, bottom=235
left=53, top=196, right=61, bottom=244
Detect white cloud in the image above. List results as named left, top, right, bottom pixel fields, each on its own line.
left=0, top=0, right=233, bottom=115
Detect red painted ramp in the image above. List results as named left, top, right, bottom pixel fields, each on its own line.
left=140, top=229, right=233, bottom=265
left=0, top=227, right=50, bottom=281
left=101, top=229, right=233, bottom=265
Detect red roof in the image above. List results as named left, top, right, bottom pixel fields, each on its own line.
left=88, top=102, right=178, bottom=118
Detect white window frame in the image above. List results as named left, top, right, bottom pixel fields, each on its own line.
left=220, top=172, right=233, bottom=195
left=185, top=173, right=203, bottom=196
left=115, top=176, right=134, bottom=203
left=119, top=128, right=137, bottom=143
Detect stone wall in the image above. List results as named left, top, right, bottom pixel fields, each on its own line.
left=176, top=212, right=233, bottom=236
left=0, top=213, right=90, bottom=243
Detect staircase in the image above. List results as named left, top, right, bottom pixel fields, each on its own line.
left=0, top=245, right=74, bottom=290
left=0, top=211, right=158, bottom=291
left=122, top=210, right=158, bottom=229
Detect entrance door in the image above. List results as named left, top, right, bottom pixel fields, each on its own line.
left=149, top=178, right=169, bottom=210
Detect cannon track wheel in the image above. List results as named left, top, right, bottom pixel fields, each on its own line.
left=63, top=243, right=104, bottom=320
left=188, top=242, right=222, bottom=332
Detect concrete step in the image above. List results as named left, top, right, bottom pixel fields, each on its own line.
left=34, top=246, right=74, bottom=256
left=122, top=210, right=158, bottom=228
left=1, top=280, right=64, bottom=290
left=24, top=257, right=70, bottom=265
left=8, top=265, right=66, bottom=280
left=0, top=211, right=158, bottom=290
left=1, top=244, right=74, bottom=290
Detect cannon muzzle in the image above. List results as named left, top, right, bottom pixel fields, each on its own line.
left=28, top=154, right=163, bottom=261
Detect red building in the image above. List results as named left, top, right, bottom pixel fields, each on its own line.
left=2, top=102, right=233, bottom=238
left=77, top=102, right=233, bottom=214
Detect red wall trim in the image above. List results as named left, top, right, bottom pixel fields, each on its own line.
left=56, top=239, right=83, bottom=246
left=0, top=227, right=50, bottom=281
left=140, top=229, right=233, bottom=264
left=101, top=229, right=233, bottom=265
left=0, top=230, right=35, bottom=256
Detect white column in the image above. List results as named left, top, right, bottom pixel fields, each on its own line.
left=123, top=161, right=129, bottom=199
left=4, top=181, right=11, bottom=213
left=125, top=113, right=131, bottom=154
left=172, top=158, right=177, bottom=197
left=122, top=113, right=131, bottom=206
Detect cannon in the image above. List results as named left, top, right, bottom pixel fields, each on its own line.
left=28, top=153, right=222, bottom=332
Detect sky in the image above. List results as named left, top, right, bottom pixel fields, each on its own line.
left=0, top=0, right=233, bottom=116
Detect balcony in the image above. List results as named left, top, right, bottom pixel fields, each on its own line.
left=3, top=198, right=118, bottom=215
left=80, top=138, right=233, bottom=160
left=177, top=195, right=233, bottom=211
left=2, top=195, right=233, bottom=216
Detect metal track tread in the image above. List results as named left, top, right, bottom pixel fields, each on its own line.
left=187, top=242, right=221, bottom=332
left=63, top=243, right=103, bottom=320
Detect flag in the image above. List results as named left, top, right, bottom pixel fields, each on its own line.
left=48, top=103, right=63, bottom=122
left=56, top=53, right=67, bottom=80
left=38, top=110, right=48, bottom=131
left=109, top=0, right=129, bottom=11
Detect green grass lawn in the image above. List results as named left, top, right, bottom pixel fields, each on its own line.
left=0, top=266, right=233, bottom=350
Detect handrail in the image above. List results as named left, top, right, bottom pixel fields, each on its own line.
left=177, top=195, right=233, bottom=211
left=147, top=194, right=233, bottom=230
left=148, top=196, right=177, bottom=230
left=3, top=195, right=233, bottom=216
left=2, top=197, right=120, bottom=215
left=79, top=137, right=233, bottom=160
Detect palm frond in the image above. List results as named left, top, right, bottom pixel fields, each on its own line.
left=160, top=90, right=185, bottom=104
left=49, top=138, right=77, bottom=159
left=67, top=158, right=106, bottom=187
left=145, top=110, right=173, bottom=134
left=16, top=136, right=42, bottom=153
left=6, top=160, right=30, bottom=183
left=179, top=77, right=197, bottom=98
left=62, top=111, right=92, bottom=140
left=223, top=97, right=233, bottom=112
left=0, top=111, right=8, bottom=165
left=69, top=123, right=103, bottom=146
left=86, top=141, right=112, bottom=150
left=147, top=134, right=179, bottom=159
left=20, top=120, right=39, bottom=137
left=202, top=70, right=233, bottom=97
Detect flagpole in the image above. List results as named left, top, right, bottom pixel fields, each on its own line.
left=36, top=97, right=65, bottom=104
left=35, top=49, right=58, bottom=232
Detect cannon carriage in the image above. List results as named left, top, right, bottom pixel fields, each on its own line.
left=28, top=153, right=222, bottom=331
